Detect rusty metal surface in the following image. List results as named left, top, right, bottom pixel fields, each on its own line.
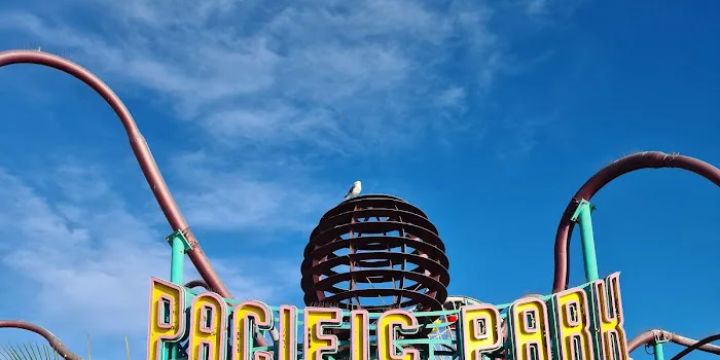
left=301, top=194, right=450, bottom=312
left=628, top=329, right=720, bottom=355
left=0, top=320, right=82, bottom=360
left=0, top=50, right=231, bottom=298
left=552, top=151, right=720, bottom=293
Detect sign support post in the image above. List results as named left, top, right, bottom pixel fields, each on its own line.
left=165, top=231, right=191, bottom=360
left=653, top=342, right=665, bottom=360
left=572, top=200, right=600, bottom=282
left=169, top=232, right=190, bottom=284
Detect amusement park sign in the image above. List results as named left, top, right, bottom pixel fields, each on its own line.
left=147, top=272, right=627, bottom=360
left=2, top=49, right=718, bottom=360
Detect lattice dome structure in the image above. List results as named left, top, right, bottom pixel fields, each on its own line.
left=301, top=194, right=450, bottom=313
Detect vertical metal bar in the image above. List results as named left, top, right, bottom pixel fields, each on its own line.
left=170, top=235, right=185, bottom=284
left=574, top=200, right=600, bottom=282
left=654, top=342, right=665, bottom=360
left=166, top=234, right=186, bottom=360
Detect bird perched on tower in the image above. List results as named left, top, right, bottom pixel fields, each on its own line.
left=344, top=180, right=362, bottom=200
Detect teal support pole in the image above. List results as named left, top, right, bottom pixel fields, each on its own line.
left=170, top=235, right=186, bottom=284
left=165, top=232, right=191, bottom=360
left=571, top=200, right=600, bottom=282
left=166, top=231, right=191, bottom=285
left=653, top=341, right=665, bottom=360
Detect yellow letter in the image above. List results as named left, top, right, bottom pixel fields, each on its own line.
left=232, top=301, right=273, bottom=360
left=279, top=305, right=298, bottom=360
left=377, top=310, right=420, bottom=360
left=189, top=292, right=227, bottom=360
left=508, top=297, right=552, bottom=360
left=592, top=273, right=629, bottom=360
left=146, top=278, right=185, bottom=360
left=351, top=310, right=370, bottom=360
left=461, top=305, right=502, bottom=360
left=552, top=288, right=594, bottom=360
left=304, top=307, right=342, bottom=360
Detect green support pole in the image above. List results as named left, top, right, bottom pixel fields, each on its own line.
left=165, top=232, right=191, bottom=360
left=572, top=200, right=600, bottom=282
left=170, top=235, right=185, bottom=284
left=653, top=341, right=665, bottom=360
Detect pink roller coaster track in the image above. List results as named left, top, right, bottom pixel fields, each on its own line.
left=552, top=151, right=720, bottom=293
left=0, top=49, right=232, bottom=297
left=0, top=49, right=234, bottom=357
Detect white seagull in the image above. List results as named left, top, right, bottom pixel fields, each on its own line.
left=344, top=180, right=362, bottom=200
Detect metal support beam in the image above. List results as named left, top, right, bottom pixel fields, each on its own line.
left=571, top=200, right=599, bottom=282
left=166, top=231, right=191, bottom=360
left=654, top=342, right=666, bottom=360
left=168, top=231, right=191, bottom=285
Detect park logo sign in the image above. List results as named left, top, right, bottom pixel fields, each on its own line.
left=146, top=272, right=627, bottom=360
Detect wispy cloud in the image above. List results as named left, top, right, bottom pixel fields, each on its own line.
left=170, top=151, right=334, bottom=233
left=0, top=166, right=164, bottom=335
left=0, top=0, right=504, bottom=153
left=0, top=1, right=560, bottom=357
left=525, top=0, right=549, bottom=16
left=0, top=165, right=298, bottom=338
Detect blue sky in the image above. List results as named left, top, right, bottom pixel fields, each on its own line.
left=0, top=0, right=718, bottom=359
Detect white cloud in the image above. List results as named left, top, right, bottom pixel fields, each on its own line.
left=181, top=177, right=319, bottom=231
left=525, top=0, right=549, bottom=16
left=0, top=165, right=299, bottom=338
left=0, top=2, right=517, bottom=356
left=0, top=11, right=280, bottom=113
left=170, top=152, right=334, bottom=232
left=436, top=86, right=467, bottom=109
left=94, top=0, right=239, bottom=27
left=0, top=167, right=162, bottom=335
left=207, top=259, right=300, bottom=303
left=0, top=1, right=557, bottom=356
left=0, top=0, right=503, bottom=152
left=204, top=105, right=299, bottom=141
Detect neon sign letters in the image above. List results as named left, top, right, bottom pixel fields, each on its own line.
left=147, top=273, right=627, bottom=360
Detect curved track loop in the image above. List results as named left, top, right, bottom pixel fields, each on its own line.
left=0, top=320, right=82, bottom=360
left=628, top=329, right=720, bottom=355
left=552, top=151, right=720, bottom=292
left=670, top=334, right=720, bottom=360
left=0, top=50, right=231, bottom=298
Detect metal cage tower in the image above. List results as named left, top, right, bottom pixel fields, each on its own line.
left=301, top=194, right=450, bottom=313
